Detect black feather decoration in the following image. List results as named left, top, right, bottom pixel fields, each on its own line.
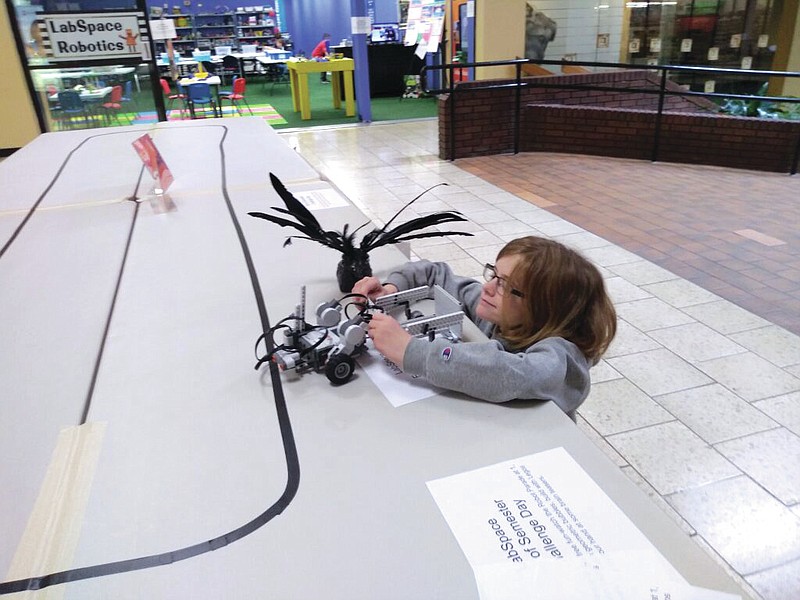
left=248, top=173, right=474, bottom=259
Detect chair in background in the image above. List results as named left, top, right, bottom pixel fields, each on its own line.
left=160, top=78, right=186, bottom=119
left=221, top=54, right=241, bottom=85
left=56, top=90, right=89, bottom=129
left=265, top=63, right=290, bottom=95
left=199, top=60, right=219, bottom=77
left=219, top=77, right=253, bottom=116
left=185, top=82, right=217, bottom=118
left=101, top=85, right=128, bottom=125
left=121, top=79, right=138, bottom=117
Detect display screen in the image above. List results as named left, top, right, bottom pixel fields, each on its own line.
left=370, top=23, right=400, bottom=43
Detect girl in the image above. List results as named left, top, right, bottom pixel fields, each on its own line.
left=352, top=236, right=617, bottom=416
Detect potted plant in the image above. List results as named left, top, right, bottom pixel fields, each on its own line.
left=249, top=173, right=474, bottom=292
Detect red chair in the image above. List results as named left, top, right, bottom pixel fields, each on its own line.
left=219, top=77, right=253, bottom=116
left=101, top=85, right=127, bottom=125
left=160, top=78, right=186, bottom=119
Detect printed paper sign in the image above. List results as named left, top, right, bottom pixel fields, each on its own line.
left=757, top=34, right=768, bottom=48
left=730, top=33, right=741, bottom=49
left=681, top=38, right=693, bottom=52
left=294, top=188, right=349, bottom=211
left=41, top=12, right=143, bottom=61
left=149, top=18, right=176, bottom=40
left=708, top=47, right=719, bottom=61
left=427, top=448, right=741, bottom=599
left=132, top=134, right=174, bottom=193
left=740, top=56, right=752, bottom=70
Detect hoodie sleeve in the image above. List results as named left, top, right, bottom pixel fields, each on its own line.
left=401, top=335, right=591, bottom=415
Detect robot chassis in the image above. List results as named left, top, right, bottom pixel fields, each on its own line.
left=270, top=284, right=465, bottom=385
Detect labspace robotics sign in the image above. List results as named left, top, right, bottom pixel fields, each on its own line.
left=40, top=12, right=146, bottom=61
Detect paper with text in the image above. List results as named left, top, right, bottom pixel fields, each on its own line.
left=427, top=447, right=740, bottom=600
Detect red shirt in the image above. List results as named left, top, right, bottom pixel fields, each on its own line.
left=311, top=39, right=329, bottom=58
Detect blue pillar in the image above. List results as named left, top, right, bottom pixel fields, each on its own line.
left=350, top=0, right=372, bottom=123
left=465, top=0, right=475, bottom=81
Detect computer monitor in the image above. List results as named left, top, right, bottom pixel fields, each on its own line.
left=370, top=23, right=400, bottom=44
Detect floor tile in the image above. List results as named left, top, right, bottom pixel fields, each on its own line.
left=604, top=276, right=653, bottom=304
left=615, top=297, right=696, bottom=332
left=620, top=466, right=696, bottom=536
left=608, top=421, right=741, bottom=495
left=682, top=300, right=773, bottom=336
left=697, top=353, right=800, bottom=402
left=753, top=392, right=800, bottom=437
left=550, top=230, right=610, bottom=251
left=588, top=359, right=623, bottom=384
left=715, top=428, right=800, bottom=505
left=574, top=415, right=628, bottom=467
left=667, top=476, right=800, bottom=574
left=729, top=326, right=800, bottom=369
left=581, top=244, right=644, bottom=267
left=607, top=348, right=713, bottom=396
left=642, top=278, right=722, bottom=308
left=580, top=378, right=674, bottom=436
left=657, top=384, right=778, bottom=444
left=529, top=218, right=584, bottom=236
left=607, top=260, right=679, bottom=286
left=746, top=558, right=800, bottom=600
left=452, top=229, right=504, bottom=250
left=604, top=319, right=661, bottom=358
left=648, top=322, right=747, bottom=363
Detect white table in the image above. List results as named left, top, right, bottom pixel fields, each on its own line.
left=0, top=119, right=748, bottom=599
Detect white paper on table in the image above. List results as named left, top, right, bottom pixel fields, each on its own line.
left=356, top=339, right=440, bottom=407
left=427, top=448, right=740, bottom=600
left=294, top=188, right=349, bottom=211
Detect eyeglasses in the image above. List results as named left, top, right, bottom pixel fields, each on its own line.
left=483, top=264, right=524, bottom=297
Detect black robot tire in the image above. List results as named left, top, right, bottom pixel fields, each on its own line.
left=325, top=353, right=355, bottom=384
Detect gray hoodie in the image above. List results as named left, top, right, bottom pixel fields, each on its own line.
left=384, top=260, right=591, bottom=415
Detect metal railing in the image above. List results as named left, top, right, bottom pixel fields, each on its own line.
left=421, top=58, right=800, bottom=174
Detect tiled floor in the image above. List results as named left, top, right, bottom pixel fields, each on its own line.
left=280, top=118, right=800, bottom=600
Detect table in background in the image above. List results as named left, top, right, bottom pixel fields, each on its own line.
left=286, top=58, right=355, bottom=120
left=0, top=119, right=749, bottom=599
left=47, top=86, right=113, bottom=128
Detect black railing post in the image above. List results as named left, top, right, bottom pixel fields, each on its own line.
left=792, top=132, right=800, bottom=175
left=449, top=62, right=456, bottom=161
left=651, top=67, right=668, bottom=163
left=514, top=62, right=523, bottom=154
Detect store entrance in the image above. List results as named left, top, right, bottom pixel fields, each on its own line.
left=9, top=0, right=165, bottom=133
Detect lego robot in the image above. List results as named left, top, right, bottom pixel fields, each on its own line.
left=261, top=284, right=465, bottom=385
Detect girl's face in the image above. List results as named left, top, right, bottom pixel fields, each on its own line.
left=476, top=254, right=526, bottom=326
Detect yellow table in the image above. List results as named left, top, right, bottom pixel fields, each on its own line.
left=286, top=58, right=355, bottom=120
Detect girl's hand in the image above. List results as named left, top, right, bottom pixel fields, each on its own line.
left=351, top=277, right=397, bottom=300
left=367, top=313, right=411, bottom=367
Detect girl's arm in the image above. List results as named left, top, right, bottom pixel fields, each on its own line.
left=402, top=336, right=591, bottom=415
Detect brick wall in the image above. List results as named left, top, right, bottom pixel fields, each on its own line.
left=437, top=69, right=800, bottom=173
left=522, top=105, right=800, bottom=172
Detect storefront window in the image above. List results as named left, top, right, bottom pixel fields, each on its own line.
left=10, top=0, right=158, bottom=132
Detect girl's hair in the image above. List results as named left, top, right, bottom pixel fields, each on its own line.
left=497, top=236, right=617, bottom=361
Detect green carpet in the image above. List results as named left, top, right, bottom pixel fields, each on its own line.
left=115, top=76, right=439, bottom=130
left=248, top=76, right=438, bottom=129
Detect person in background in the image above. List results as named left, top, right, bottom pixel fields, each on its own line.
left=273, top=32, right=286, bottom=50
left=352, top=236, right=617, bottom=418
left=311, top=32, right=331, bottom=82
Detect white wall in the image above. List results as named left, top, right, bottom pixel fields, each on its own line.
left=530, top=0, right=626, bottom=63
